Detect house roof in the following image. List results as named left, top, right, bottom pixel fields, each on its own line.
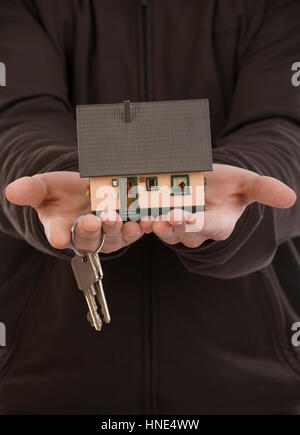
left=76, top=99, right=213, bottom=177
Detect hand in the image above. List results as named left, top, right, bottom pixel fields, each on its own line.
left=140, top=164, right=297, bottom=248
left=5, top=171, right=143, bottom=254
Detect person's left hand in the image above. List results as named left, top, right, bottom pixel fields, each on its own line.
left=139, top=164, right=297, bottom=248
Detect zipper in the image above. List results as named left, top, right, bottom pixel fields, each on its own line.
left=140, top=0, right=155, bottom=414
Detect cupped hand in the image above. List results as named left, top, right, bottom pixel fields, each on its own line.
left=140, top=164, right=297, bottom=248
left=5, top=171, right=142, bottom=254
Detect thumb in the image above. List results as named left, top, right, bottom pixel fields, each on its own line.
left=245, top=175, right=297, bottom=209
left=5, top=174, right=48, bottom=209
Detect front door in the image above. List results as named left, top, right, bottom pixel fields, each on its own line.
left=119, top=177, right=139, bottom=220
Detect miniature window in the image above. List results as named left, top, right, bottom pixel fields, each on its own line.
left=112, top=179, right=118, bottom=187
left=171, top=175, right=190, bottom=195
left=146, top=177, right=158, bottom=191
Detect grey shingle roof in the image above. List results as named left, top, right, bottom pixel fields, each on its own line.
left=76, top=99, right=213, bottom=177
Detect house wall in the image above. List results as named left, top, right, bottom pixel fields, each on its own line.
left=90, top=172, right=205, bottom=214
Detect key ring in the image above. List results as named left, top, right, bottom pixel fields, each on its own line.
left=70, top=215, right=106, bottom=257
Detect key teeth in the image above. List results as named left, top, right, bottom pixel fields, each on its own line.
left=87, top=311, right=102, bottom=331
left=87, top=311, right=94, bottom=328
left=73, top=252, right=109, bottom=332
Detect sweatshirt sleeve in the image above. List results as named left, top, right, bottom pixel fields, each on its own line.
left=0, top=0, right=126, bottom=261
left=165, top=0, right=300, bottom=279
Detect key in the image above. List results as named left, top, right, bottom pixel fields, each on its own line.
left=71, top=252, right=110, bottom=331
left=83, top=284, right=102, bottom=331
left=91, top=254, right=111, bottom=324
left=71, top=253, right=102, bottom=330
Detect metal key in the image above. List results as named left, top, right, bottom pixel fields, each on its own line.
left=71, top=252, right=110, bottom=331
left=92, top=254, right=111, bottom=324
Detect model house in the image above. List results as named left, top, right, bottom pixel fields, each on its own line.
left=76, top=99, right=212, bottom=221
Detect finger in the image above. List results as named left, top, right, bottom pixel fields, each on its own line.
left=5, top=175, right=48, bottom=209
left=166, top=209, right=197, bottom=234
left=172, top=212, right=204, bottom=238
left=139, top=216, right=154, bottom=234
left=242, top=175, right=297, bottom=208
left=200, top=209, right=236, bottom=241
left=122, top=221, right=143, bottom=244
left=42, top=215, right=73, bottom=250
left=184, top=212, right=205, bottom=234
left=100, top=210, right=123, bottom=237
left=166, top=210, right=205, bottom=248
left=74, top=214, right=103, bottom=252
left=100, top=211, right=125, bottom=253
left=152, top=218, right=179, bottom=245
left=34, top=171, right=88, bottom=199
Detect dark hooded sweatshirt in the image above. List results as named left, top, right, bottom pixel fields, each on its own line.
left=0, top=0, right=300, bottom=415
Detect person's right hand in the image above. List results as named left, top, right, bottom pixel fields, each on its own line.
left=5, top=171, right=143, bottom=254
